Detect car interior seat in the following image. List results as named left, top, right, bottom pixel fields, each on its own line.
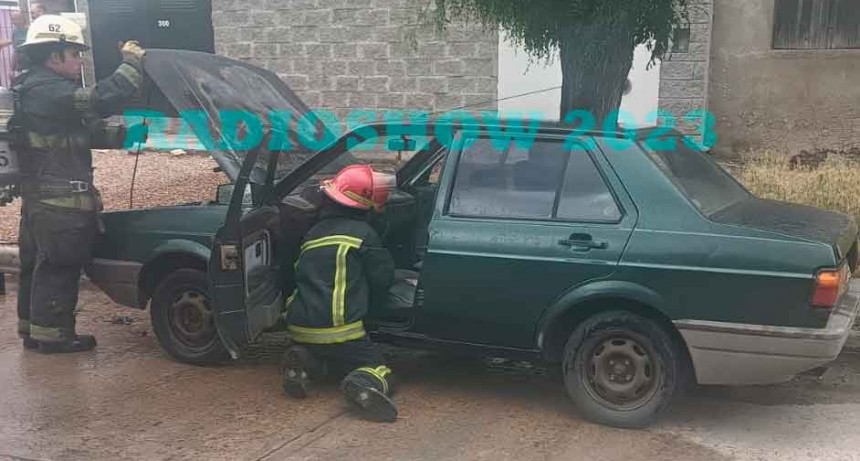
left=386, top=268, right=420, bottom=311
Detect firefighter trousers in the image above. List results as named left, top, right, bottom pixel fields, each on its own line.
left=17, top=198, right=98, bottom=341
left=298, top=336, right=395, bottom=396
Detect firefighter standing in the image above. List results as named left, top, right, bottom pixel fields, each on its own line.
left=13, top=15, right=146, bottom=353
left=282, top=164, right=399, bottom=423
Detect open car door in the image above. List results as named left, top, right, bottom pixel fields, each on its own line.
left=141, top=49, right=335, bottom=358
left=208, top=179, right=284, bottom=358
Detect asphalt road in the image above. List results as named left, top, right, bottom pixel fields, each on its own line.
left=1, top=278, right=859, bottom=461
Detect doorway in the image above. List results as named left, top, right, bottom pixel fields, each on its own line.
left=88, top=0, right=214, bottom=115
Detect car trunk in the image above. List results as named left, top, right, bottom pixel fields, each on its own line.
left=711, top=198, right=859, bottom=269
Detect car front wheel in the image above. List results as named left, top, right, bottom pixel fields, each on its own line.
left=150, top=268, right=229, bottom=365
left=562, top=311, right=683, bottom=429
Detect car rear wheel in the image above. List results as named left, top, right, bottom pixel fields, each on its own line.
left=150, top=268, right=229, bottom=365
left=562, top=311, right=682, bottom=429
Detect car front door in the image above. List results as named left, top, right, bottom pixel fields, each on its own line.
left=413, top=131, right=638, bottom=349
left=208, top=155, right=284, bottom=358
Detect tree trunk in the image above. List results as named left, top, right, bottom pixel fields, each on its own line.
left=558, top=14, right=635, bottom=128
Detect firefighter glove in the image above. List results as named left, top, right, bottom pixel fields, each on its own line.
left=121, top=40, right=146, bottom=67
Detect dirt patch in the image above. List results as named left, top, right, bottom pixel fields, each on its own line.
left=0, top=150, right=227, bottom=244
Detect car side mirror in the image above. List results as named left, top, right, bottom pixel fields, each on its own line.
left=388, top=137, right=417, bottom=152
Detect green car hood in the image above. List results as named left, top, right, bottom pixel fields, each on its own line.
left=142, top=49, right=333, bottom=183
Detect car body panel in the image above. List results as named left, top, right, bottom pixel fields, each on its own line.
left=93, top=205, right=226, bottom=263
left=88, top=205, right=227, bottom=308
left=86, top=258, right=144, bottom=307
left=595, top=137, right=840, bottom=328
left=412, top=133, right=640, bottom=348
left=85, top=53, right=860, bottom=386
left=675, top=278, right=860, bottom=384
left=710, top=197, right=858, bottom=261
left=536, top=279, right=672, bottom=346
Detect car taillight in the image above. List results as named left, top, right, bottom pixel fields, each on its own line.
left=812, top=264, right=850, bottom=309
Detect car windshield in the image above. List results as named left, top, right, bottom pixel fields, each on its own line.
left=641, top=140, right=750, bottom=216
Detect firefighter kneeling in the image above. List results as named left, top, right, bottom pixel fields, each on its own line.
left=282, top=164, right=399, bottom=423
left=13, top=15, right=146, bottom=353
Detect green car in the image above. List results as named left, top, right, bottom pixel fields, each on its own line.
left=88, top=51, right=860, bottom=428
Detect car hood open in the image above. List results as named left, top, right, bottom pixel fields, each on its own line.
left=142, top=49, right=334, bottom=183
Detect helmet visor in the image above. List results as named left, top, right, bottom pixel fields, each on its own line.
left=371, top=170, right=397, bottom=193
left=369, top=169, right=397, bottom=211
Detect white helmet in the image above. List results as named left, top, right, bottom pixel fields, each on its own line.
left=20, top=15, right=88, bottom=50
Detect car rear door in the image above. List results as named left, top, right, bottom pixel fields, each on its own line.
left=208, top=168, right=284, bottom=359
left=414, top=131, right=638, bottom=349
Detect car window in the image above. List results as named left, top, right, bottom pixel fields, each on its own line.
left=556, top=151, right=622, bottom=222
left=641, top=141, right=750, bottom=216
left=448, top=138, right=568, bottom=219
left=296, top=135, right=433, bottom=190
left=429, top=159, right=443, bottom=184
left=412, top=154, right=445, bottom=187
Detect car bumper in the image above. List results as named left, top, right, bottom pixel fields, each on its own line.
left=675, top=279, right=860, bottom=385
left=86, top=258, right=144, bottom=308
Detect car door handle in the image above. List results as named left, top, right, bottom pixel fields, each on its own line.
left=558, top=234, right=608, bottom=250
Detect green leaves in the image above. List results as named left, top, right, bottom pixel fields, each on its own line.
left=432, top=0, right=689, bottom=64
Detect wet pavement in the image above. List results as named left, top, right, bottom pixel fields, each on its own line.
left=2, top=277, right=860, bottom=461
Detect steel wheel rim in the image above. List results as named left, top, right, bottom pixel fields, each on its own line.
left=169, top=287, right=215, bottom=348
left=581, top=334, right=662, bottom=411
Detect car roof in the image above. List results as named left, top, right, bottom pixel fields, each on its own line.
left=343, top=119, right=684, bottom=142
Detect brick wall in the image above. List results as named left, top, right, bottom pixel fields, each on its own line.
left=211, top=0, right=500, bottom=126
left=657, top=0, right=714, bottom=148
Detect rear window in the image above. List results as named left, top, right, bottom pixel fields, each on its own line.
left=641, top=141, right=749, bottom=216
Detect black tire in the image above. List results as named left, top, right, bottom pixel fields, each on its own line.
left=150, top=268, right=229, bottom=365
left=562, top=311, right=682, bottom=429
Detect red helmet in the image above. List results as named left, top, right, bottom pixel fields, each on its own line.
left=321, top=164, right=396, bottom=211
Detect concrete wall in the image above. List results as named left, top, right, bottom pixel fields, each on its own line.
left=708, top=0, right=860, bottom=156
left=658, top=0, right=714, bottom=148
left=211, top=0, right=499, bottom=125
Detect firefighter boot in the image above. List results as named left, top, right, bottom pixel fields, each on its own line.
left=22, top=337, right=40, bottom=350
left=341, top=367, right=398, bottom=423
left=31, top=324, right=97, bottom=354
left=36, top=334, right=97, bottom=354
left=18, top=320, right=39, bottom=350
left=282, top=345, right=313, bottom=399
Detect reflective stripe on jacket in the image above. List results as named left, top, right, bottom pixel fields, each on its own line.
left=15, top=62, right=142, bottom=209
left=285, top=205, right=394, bottom=344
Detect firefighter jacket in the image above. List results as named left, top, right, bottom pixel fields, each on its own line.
left=285, top=205, right=395, bottom=345
left=14, top=60, right=142, bottom=210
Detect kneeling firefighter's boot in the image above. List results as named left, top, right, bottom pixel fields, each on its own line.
left=281, top=345, right=312, bottom=399
left=341, top=367, right=398, bottom=423
left=18, top=320, right=39, bottom=350
left=22, top=336, right=40, bottom=350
